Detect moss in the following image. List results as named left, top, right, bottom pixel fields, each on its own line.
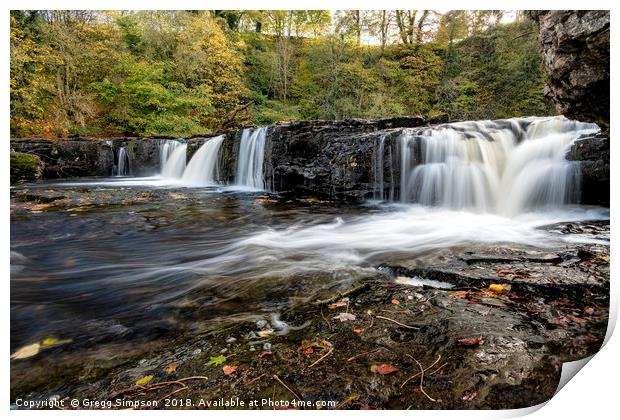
left=10, top=152, right=43, bottom=184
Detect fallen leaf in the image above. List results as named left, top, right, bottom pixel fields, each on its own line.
left=135, top=375, right=153, bottom=386
left=371, top=364, right=399, bottom=375
left=391, top=299, right=400, bottom=305
left=352, top=327, right=362, bottom=334
left=259, top=351, right=273, bottom=358
left=206, top=355, right=227, bottom=367
left=328, top=300, right=348, bottom=309
left=457, top=337, right=482, bottom=347
left=488, top=284, right=506, bottom=293
left=332, top=312, right=356, bottom=322
left=257, top=329, right=274, bottom=337
left=11, top=343, right=41, bottom=360
left=222, top=365, right=239, bottom=375
left=41, top=338, right=59, bottom=346
left=166, top=364, right=178, bottom=374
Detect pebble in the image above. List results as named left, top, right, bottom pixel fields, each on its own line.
left=226, top=336, right=237, bottom=343
left=256, top=320, right=268, bottom=329
left=263, top=343, right=272, bottom=351
left=249, top=346, right=256, bottom=351
left=246, top=331, right=258, bottom=339
left=192, top=348, right=202, bottom=356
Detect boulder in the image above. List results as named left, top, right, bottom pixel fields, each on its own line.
left=532, top=11, right=610, bottom=128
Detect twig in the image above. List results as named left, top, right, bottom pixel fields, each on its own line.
left=347, top=348, right=381, bottom=362
left=308, top=347, right=334, bottom=368
left=429, top=362, right=448, bottom=376
left=320, top=305, right=332, bottom=329
left=273, top=374, right=302, bottom=401
left=375, top=315, right=419, bottom=329
left=244, top=373, right=267, bottom=387
left=400, top=354, right=442, bottom=389
left=157, top=385, right=188, bottom=402
left=412, top=357, right=435, bottom=402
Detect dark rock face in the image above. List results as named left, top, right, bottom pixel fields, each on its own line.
left=567, top=134, right=610, bottom=206
left=532, top=11, right=610, bottom=127
left=10, top=152, right=43, bottom=184
left=11, top=138, right=114, bottom=179
left=267, top=117, right=433, bottom=199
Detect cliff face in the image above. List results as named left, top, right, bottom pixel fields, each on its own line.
left=533, top=11, right=610, bottom=128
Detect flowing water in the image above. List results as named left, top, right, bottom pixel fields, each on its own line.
left=114, top=146, right=130, bottom=176
left=160, top=140, right=187, bottom=179
left=181, top=136, right=225, bottom=186
left=10, top=116, right=608, bottom=378
left=236, top=127, right=268, bottom=189
left=393, top=116, right=598, bottom=214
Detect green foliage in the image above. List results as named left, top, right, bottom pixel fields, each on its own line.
left=91, top=61, right=213, bottom=136
left=206, top=355, right=227, bottom=367
left=10, top=10, right=555, bottom=138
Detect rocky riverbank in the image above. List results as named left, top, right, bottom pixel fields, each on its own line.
left=10, top=184, right=609, bottom=409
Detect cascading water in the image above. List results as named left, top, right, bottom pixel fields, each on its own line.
left=159, top=140, right=187, bottom=179
left=388, top=116, right=598, bottom=215
left=115, top=146, right=130, bottom=176
left=181, top=135, right=225, bottom=186
left=236, top=127, right=268, bottom=189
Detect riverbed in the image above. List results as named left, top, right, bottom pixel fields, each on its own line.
left=10, top=177, right=610, bottom=408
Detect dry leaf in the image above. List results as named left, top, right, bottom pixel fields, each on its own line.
left=135, top=375, right=154, bottom=386
left=166, top=364, right=178, bottom=374
left=352, top=327, right=362, bottom=334
left=11, top=343, right=41, bottom=360
left=391, top=298, right=400, bottom=305
left=371, top=364, right=399, bottom=375
left=332, top=312, right=356, bottom=322
left=259, top=351, right=273, bottom=358
left=328, top=300, right=348, bottom=309
left=222, top=365, right=239, bottom=375
left=457, top=337, right=482, bottom=347
left=257, top=329, right=274, bottom=337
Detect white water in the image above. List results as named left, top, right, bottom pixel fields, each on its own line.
left=393, top=116, right=599, bottom=215
left=236, top=127, right=268, bottom=190
left=181, top=135, right=225, bottom=186
left=160, top=141, right=187, bottom=179
left=115, top=146, right=130, bottom=176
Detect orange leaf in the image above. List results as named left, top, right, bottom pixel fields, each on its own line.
left=328, top=301, right=348, bottom=309
left=222, top=365, right=239, bottom=375
left=352, top=327, right=362, bottom=334
left=371, top=364, right=399, bottom=375
left=259, top=351, right=273, bottom=358
left=166, top=364, right=178, bottom=374
left=457, top=337, right=482, bottom=347
left=391, top=299, right=400, bottom=305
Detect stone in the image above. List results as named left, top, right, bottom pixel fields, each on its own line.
left=10, top=152, right=43, bottom=184
left=531, top=11, right=610, bottom=128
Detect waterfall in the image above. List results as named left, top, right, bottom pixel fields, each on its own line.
left=180, top=135, right=225, bottom=186
left=373, top=135, right=386, bottom=200
left=236, top=127, right=268, bottom=189
left=159, top=140, right=187, bottom=178
left=384, top=116, right=599, bottom=214
left=115, top=146, right=130, bottom=176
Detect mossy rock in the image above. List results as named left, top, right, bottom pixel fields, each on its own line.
left=10, top=152, right=44, bottom=184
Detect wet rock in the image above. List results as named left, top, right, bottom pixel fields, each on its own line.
left=11, top=138, right=114, bottom=178
left=566, top=134, right=609, bottom=206
left=10, top=152, right=44, bottom=184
